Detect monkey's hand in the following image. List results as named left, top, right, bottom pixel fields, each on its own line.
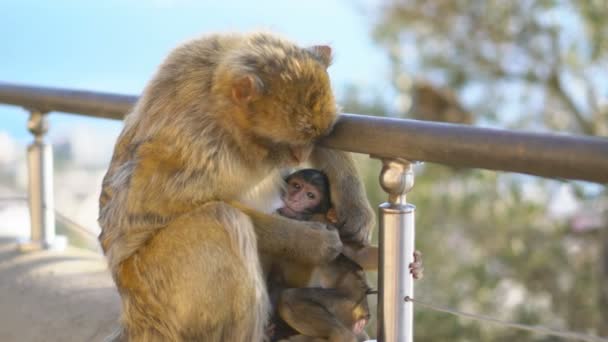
left=310, top=148, right=375, bottom=247
left=333, top=191, right=375, bottom=247
left=229, top=201, right=342, bottom=265
left=304, top=221, right=342, bottom=263
left=409, top=250, right=424, bottom=280
left=285, top=220, right=342, bottom=265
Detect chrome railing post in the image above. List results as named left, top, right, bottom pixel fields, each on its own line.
left=376, top=157, right=416, bottom=342
left=19, top=110, right=64, bottom=251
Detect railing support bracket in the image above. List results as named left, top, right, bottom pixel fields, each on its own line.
left=18, top=110, right=66, bottom=251
left=374, top=156, right=416, bottom=342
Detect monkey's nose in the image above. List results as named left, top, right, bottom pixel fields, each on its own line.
left=289, top=145, right=313, bottom=164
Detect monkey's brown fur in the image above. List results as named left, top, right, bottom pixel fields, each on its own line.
left=267, top=171, right=422, bottom=342
left=268, top=205, right=374, bottom=342
left=276, top=257, right=372, bottom=342
left=99, top=32, right=374, bottom=341
left=271, top=245, right=374, bottom=342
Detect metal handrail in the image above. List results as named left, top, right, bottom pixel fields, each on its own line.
left=1, top=81, right=606, bottom=183
left=1, top=80, right=606, bottom=342
left=0, top=82, right=135, bottom=120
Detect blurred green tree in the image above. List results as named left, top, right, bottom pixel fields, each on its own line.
left=341, top=1, right=607, bottom=339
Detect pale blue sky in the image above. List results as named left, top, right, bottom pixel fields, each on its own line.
left=0, top=0, right=390, bottom=142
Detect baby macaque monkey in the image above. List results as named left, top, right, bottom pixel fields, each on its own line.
left=270, top=169, right=423, bottom=342
left=278, top=169, right=423, bottom=276
left=278, top=169, right=338, bottom=224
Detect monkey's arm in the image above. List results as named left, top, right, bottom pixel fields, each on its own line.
left=343, top=246, right=424, bottom=279
left=309, top=147, right=375, bottom=247
left=343, top=245, right=378, bottom=271
left=229, top=201, right=342, bottom=265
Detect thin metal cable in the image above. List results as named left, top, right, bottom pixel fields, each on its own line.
left=0, top=196, right=98, bottom=241
left=405, top=296, right=608, bottom=342
left=54, top=210, right=98, bottom=240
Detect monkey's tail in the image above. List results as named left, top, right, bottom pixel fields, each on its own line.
left=218, top=203, right=271, bottom=342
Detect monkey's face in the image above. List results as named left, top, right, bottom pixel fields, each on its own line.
left=231, top=63, right=338, bottom=166
left=278, top=176, right=324, bottom=219
left=225, top=38, right=338, bottom=165
left=249, top=63, right=338, bottom=146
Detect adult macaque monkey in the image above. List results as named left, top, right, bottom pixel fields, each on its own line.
left=98, top=32, right=374, bottom=341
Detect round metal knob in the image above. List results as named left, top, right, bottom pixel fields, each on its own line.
left=379, top=158, right=414, bottom=196
left=27, top=111, right=49, bottom=138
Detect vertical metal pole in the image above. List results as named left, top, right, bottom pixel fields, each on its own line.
left=19, top=110, right=63, bottom=251
left=376, top=158, right=415, bottom=342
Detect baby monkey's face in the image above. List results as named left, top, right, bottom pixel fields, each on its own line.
left=278, top=177, right=323, bottom=219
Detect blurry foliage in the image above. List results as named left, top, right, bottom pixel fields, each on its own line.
left=341, top=0, right=607, bottom=339
left=374, top=0, right=608, bottom=135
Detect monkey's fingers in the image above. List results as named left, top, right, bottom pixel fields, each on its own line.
left=410, top=250, right=423, bottom=278
left=413, top=250, right=422, bottom=263
left=314, top=226, right=343, bottom=263
left=335, top=203, right=374, bottom=246
left=409, top=262, right=424, bottom=280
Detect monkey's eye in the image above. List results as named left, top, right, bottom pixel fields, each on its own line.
left=293, top=182, right=301, bottom=190
left=307, top=192, right=315, bottom=199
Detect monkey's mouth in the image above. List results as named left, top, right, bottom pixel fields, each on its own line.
left=277, top=205, right=298, bottom=218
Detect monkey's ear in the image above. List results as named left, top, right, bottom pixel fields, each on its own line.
left=307, top=45, right=332, bottom=68
left=232, top=75, right=261, bottom=104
